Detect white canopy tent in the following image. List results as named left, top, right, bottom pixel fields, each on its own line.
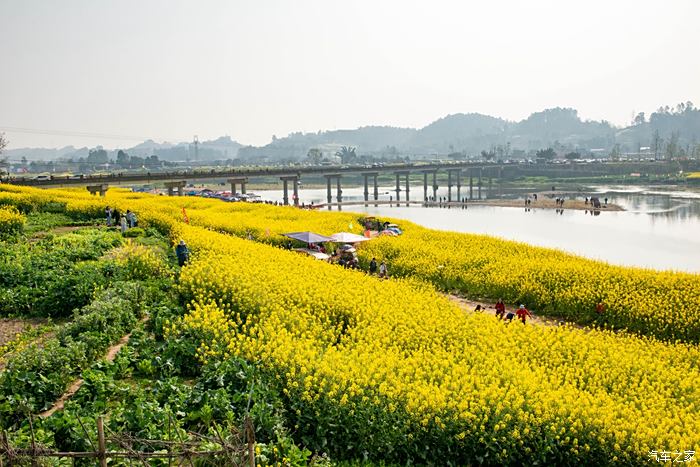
left=330, top=232, right=371, bottom=243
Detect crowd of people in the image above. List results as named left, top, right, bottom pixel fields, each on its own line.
left=368, top=257, right=389, bottom=278
left=104, top=206, right=138, bottom=233
left=490, top=298, right=533, bottom=324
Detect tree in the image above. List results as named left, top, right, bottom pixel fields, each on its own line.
left=116, top=150, right=130, bottom=167
left=610, top=144, right=621, bottom=161
left=147, top=155, right=161, bottom=168
left=480, top=149, right=496, bottom=161
left=564, top=151, right=581, bottom=160
left=335, top=146, right=357, bottom=164
left=87, top=148, right=109, bottom=164
left=633, top=112, right=646, bottom=125
left=666, top=132, right=680, bottom=160
left=652, top=130, right=664, bottom=160
left=0, top=133, right=8, bottom=176
left=535, top=148, right=556, bottom=160
left=306, top=148, right=322, bottom=164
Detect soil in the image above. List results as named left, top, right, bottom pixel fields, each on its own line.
left=50, top=225, right=86, bottom=234
left=447, top=294, right=582, bottom=328
left=0, top=318, right=46, bottom=347
left=39, top=317, right=147, bottom=419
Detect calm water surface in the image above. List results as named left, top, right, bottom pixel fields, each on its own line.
left=252, top=185, right=700, bottom=273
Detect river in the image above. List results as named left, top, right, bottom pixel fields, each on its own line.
left=250, top=184, right=700, bottom=273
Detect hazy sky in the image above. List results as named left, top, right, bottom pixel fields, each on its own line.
left=1, top=0, right=699, bottom=149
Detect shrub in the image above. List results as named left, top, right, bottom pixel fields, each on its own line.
left=122, top=227, right=145, bottom=238
left=0, top=205, right=25, bottom=239
left=105, top=243, right=171, bottom=281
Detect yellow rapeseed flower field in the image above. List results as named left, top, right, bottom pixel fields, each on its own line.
left=2, top=184, right=700, bottom=463
left=2, top=183, right=699, bottom=343
left=169, top=224, right=700, bottom=464
left=0, top=205, right=25, bottom=237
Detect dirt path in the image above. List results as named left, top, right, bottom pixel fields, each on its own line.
left=50, top=225, right=86, bottom=234
left=39, top=318, right=145, bottom=419
left=447, top=294, right=581, bottom=328
left=0, top=318, right=47, bottom=347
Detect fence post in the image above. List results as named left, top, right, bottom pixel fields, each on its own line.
left=97, top=417, right=107, bottom=467
left=0, top=430, right=6, bottom=467
left=28, top=416, right=37, bottom=467
left=245, top=416, right=255, bottom=467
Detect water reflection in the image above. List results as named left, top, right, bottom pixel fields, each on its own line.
left=251, top=184, right=700, bottom=272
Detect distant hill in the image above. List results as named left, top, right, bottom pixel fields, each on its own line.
left=3, top=145, right=89, bottom=162
left=409, top=113, right=509, bottom=153
left=4, top=136, right=243, bottom=163
left=616, top=104, right=700, bottom=153
left=239, top=108, right=620, bottom=161
left=6, top=103, right=698, bottom=162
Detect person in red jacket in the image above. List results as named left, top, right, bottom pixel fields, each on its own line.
left=495, top=299, right=506, bottom=319
left=516, top=304, right=533, bottom=324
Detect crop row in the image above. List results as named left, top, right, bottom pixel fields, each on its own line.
left=168, top=224, right=700, bottom=464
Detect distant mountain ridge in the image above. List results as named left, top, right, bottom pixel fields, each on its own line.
left=5, top=103, right=699, bottom=161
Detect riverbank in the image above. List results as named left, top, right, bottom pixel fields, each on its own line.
left=313, top=198, right=624, bottom=211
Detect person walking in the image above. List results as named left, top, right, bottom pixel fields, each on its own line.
left=369, top=257, right=377, bottom=274
left=495, top=298, right=506, bottom=319
left=378, top=260, right=388, bottom=279
left=126, top=210, right=137, bottom=228
left=595, top=302, right=606, bottom=315
left=516, top=304, right=533, bottom=324
left=105, top=206, right=113, bottom=226
left=120, top=214, right=128, bottom=234
left=176, top=240, right=190, bottom=267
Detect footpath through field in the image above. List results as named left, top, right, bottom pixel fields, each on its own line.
left=39, top=316, right=147, bottom=419
left=447, top=294, right=583, bottom=328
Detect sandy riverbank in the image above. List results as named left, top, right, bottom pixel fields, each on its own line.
left=463, top=198, right=624, bottom=211
left=314, top=198, right=623, bottom=211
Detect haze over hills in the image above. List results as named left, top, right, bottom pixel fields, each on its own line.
left=4, top=104, right=699, bottom=163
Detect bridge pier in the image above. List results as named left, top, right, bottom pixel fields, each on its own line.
left=447, top=168, right=461, bottom=203
left=326, top=176, right=332, bottom=204
left=447, top=170, right=452, bottom=202
left=405, top=172, right=410, bottom=203
left=394, top=171, right=410, bottom=203
left=432, top=171, right=438, bottom=200
left=227, top=177, right=248, bottom=195
left=373, top=174, right=379, bottom=202
left=499, top=166, right=503, bottom=198
left=469, top=171, right=474, bottom=200
left=323, top=174, right=342, bottom=208
left=478, top=168, right=482, bottom=200
left=86, top=184, right=109, bottom=197
left=423, top=172, right=428, bottom=201
left=395, top=173, right=400, bottom=201
left=164, top=181, right=186, bottom=196
left=280, top=175, right=299, bottom=206
left=361, top=172, right=379, bottom=204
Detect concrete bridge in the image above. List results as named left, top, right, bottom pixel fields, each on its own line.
left=5, top=161, right=504, bottom=205
left=5, top=160, right=693, bottom=205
